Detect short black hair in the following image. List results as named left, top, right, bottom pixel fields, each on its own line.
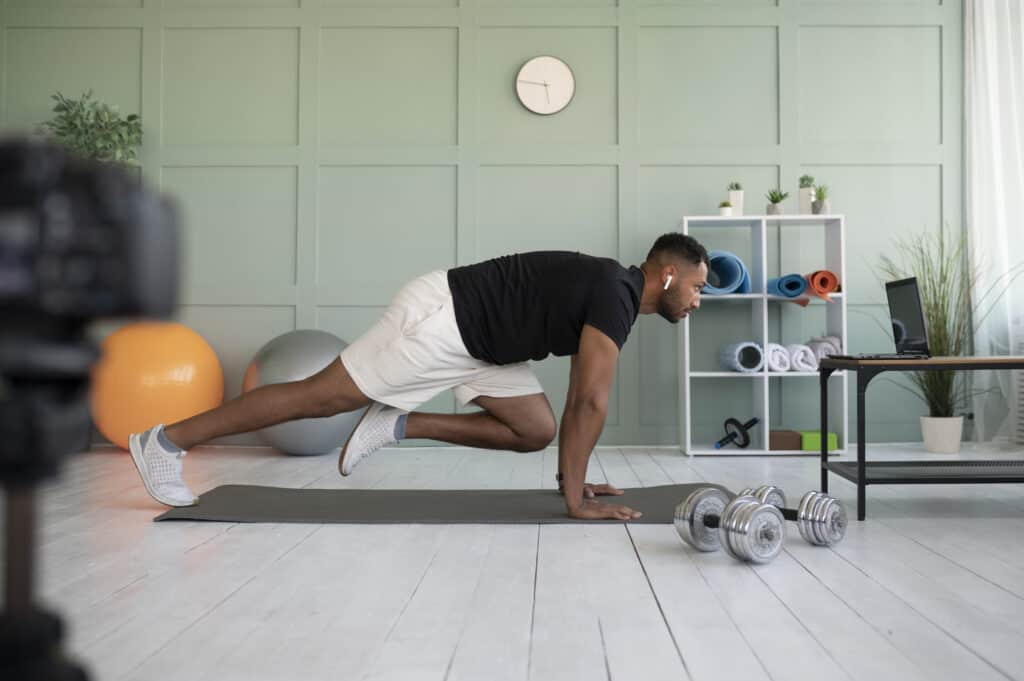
left=646, top=232, right=709, bottom=268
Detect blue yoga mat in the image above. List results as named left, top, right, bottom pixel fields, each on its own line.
left=704, top=250, right=752, bottom=295
left=767, top=274, right=808, bottom=298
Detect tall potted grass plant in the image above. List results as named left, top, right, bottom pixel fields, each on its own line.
left=879, top=226, right=1021, bottom=452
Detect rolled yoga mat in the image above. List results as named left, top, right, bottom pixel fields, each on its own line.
left=704, top=250, right=752, bottom=295
left=767, top=274, right=808, bottom=298
left=719, top=341, right=764, bottom=372
left=154, top=483, right=734, bottom=524
left=804, top=270, right=841, bottom=300
left=765, top=342, right=792, bottom=372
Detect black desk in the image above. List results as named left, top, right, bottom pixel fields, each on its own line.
left=819, top=356, right=1024, bottom=520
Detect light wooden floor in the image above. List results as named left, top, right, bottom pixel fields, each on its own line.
left=11, top=442, right=1024, bottom=681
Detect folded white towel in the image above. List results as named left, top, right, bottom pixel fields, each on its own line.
left=765, top=343, right=791, bottom=372
left=807, top=335, right=843, bottom=361
left=719, top=341, right=764, bottom=373
left=786, top=344, right=818, bottom=371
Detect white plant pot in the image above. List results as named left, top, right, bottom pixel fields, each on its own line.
left=728, top=190, right=744, bottom=216
left=920, top=416, right=963, bottom=454
left=766, top=203, right=782, bottom=215
left=719, top=206, right=733, bottom=216
left=799, top=187, right=814, bottom=214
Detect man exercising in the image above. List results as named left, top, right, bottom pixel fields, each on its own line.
left=129, top=232, right=709, bottom=521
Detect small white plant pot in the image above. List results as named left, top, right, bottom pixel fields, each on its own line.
left=766, top=203, right=782, bottom=215
left=719, top=206, right=733, bottom=216
left=920, top=416, right=963, bottom=454
left=812, top=199, right=831, bottom=215
left=799, top=187, right=814, bottom=214
left=728, top=190, right=744, bottom=215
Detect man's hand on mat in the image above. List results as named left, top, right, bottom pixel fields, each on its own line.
left=567, top=499, right=642, bottom=521
left=558, top=482, right=623, bottom=497
left=583, top=483, right=623, bottom=498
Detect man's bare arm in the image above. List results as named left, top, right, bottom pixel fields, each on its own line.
left=559, top=353, right=622, bottom=498
left=558, top=325, right=640, bottom=520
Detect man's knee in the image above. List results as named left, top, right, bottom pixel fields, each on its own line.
left=304, top=357, right=370, bottom=417
left=515, top=417, right=557, bottom=452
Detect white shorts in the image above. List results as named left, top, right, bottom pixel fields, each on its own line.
left=340, top=270, right=544, bottom=412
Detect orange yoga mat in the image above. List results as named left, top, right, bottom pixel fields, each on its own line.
left=784, top=270, right=841, bottom=307
left=804, top=270, right=841, bottom=300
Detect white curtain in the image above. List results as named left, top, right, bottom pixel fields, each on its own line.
left=965, top=0, right=1024, bottom=443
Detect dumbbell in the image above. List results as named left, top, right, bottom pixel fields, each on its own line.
left=674, top=488, right=786, bottom=564
left=737, top=485, right=847, bottom=547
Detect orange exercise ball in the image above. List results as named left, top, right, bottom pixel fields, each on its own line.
left=90, top=321, right=224, bottom=450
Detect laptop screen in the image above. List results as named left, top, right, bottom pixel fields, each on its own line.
left=885, top=277, right=930, bottom=355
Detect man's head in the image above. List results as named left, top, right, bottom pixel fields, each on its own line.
left=643, top=233, right=709, bottom=323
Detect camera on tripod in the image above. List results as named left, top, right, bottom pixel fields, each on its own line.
left=0, top=136, right=180, bottom=681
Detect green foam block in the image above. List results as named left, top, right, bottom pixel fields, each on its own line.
left=800, top=430, right=838, bottom=451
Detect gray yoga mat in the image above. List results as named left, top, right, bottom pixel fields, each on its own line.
left=154, top=483, right=733, bottom=524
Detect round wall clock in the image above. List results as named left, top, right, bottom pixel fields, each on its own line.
left=515, top=56, right=575, bottom=115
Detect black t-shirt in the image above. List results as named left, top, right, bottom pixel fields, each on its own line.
left=447, top=251, right=645, bottom=365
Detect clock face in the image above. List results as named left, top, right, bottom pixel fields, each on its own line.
left=515, top=56, right=575, bottom=115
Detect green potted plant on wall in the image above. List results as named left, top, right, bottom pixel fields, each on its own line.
left=798, top=174, right=815, bottom=214
left=39, top=90, right=142, bottom=166
left=878, top=227, right=1022, bottom=452
left=727, top=181, right=743, bottom=216
left=812, top=184, right=831, bottom=215
left=765, top=189, right=788, bottom=215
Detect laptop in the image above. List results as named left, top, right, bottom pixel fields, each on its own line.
left=828, top=276, right=932, bottom=360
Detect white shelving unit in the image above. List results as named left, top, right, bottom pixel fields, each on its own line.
left=679, top=214, right=849, bottom=456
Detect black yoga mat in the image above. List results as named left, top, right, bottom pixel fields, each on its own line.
left=154, top=483, right=733, bottom=524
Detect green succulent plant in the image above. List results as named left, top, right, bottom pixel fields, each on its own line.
left=727, top=182, right=742, bottom=191
left=815, top=185, right=829, bottom=201
left=766, top=189, right=789, bottom=204
left=719, top=200, right=732, bottom=207
left=799, top=174, right=815, bottom=189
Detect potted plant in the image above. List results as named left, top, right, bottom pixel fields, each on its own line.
left=727, top=181, right=744, bottom=216
left=812, top=185, right=831, bottom=214
left=878, top=227, right=1022, bottom=453
left=799, top=174, right=815, bottom=214
left=719, top=200, right=732, bottom=217
left=765, top=189, right=789, bottom=215
left=39, top=90, right=142, bottom=166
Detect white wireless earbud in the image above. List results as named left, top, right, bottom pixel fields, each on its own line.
left=663, top=275, right=673, bottom=291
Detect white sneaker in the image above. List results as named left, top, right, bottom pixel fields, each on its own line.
left=128, top=424, right=198, bottom=507
left=339, top=402, right=405, bottom=476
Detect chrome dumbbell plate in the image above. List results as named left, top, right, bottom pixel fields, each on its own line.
left=729, top=500, right=785, bottom=564
left=719, top=495, right=785, bottom=564
left=674, top=487, right=730, bottom=552
left=796, top=491, right=847, bottom=546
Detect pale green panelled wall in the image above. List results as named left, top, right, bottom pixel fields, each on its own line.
left=0, top=0, right=962, bottom=447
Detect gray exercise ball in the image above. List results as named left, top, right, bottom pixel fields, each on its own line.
left=241, top=329, right=366, bottom=456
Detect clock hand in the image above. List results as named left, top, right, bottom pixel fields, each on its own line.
left=517, top=79, right=547, bottom=86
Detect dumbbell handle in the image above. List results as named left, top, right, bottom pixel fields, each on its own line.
left=721, top=504, right=800, bottom=523
left=776, top=507, right=799, bottom=522
left=701, top=512, right=781, bottom=541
